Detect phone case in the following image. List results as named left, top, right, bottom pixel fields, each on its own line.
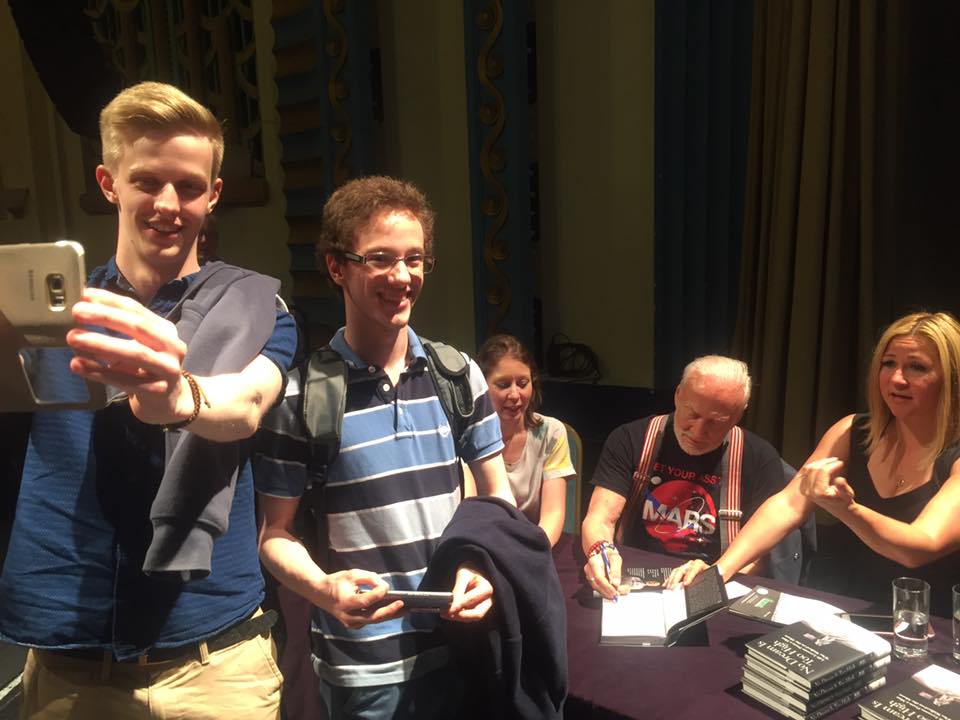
left=383, top=591, right=454, bottom=612
left=0, top=241, right=107, bottom=411
left=0, top=241, right=84, bottom=334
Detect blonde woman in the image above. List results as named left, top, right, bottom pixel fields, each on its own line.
left=671, top=312, right=960, bottom=615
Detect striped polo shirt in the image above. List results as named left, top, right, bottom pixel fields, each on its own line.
left=254, top=327, right=504, bottom=687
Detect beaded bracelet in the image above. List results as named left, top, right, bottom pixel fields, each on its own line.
left=587, top=540, right=617, bottom=558
left=163, top=370, right=210, bottom=431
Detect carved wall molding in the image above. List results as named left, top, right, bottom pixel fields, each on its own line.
left=464, top=0, right=538, bottom=348
left=271, top=0, right=378, bottom=346
left=80, top=0, right=267, bottom=210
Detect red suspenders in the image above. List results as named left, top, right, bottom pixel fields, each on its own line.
left=615, top=415, right=743, bottom=550
left=720, top=426, right=744, bottom=548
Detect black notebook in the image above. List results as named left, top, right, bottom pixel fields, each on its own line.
left=600, top=564, right=728, bottom=647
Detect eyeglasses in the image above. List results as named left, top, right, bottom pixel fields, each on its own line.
left=341, top=251, right=436, bottom=274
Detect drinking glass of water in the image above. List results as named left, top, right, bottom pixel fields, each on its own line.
left=952, top=583, right=960, bottom=663
left=892, top=576, right=930, bottom=660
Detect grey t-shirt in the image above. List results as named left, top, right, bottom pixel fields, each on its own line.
left=505, top=414, right=576, bottom=523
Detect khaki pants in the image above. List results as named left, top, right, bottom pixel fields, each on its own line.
left=21, top=630, right=282, bottom=720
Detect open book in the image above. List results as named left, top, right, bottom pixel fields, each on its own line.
left=600, top=565, right=728, bottom=647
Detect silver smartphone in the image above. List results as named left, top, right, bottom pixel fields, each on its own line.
left=0, top=241, right=106, bottom=411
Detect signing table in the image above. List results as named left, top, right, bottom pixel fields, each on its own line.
left=553, top=534, right=955, bottom=720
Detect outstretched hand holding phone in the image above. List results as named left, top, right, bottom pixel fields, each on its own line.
left=67, top=287, right=189, bottom=424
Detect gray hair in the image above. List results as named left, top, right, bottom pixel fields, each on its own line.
left=680, top=355, right=752, bottom=409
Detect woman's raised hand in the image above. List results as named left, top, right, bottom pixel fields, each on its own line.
left=797, top=457, right=855, bottom=513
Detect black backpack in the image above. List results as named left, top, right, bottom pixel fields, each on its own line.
left=293, top=338, right=476, bottom=563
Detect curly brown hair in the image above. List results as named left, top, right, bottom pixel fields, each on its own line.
left=315, top=176, right=436, bottom=282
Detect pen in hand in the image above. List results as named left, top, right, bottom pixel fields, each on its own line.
left=599, top=544, right=617, bottom=604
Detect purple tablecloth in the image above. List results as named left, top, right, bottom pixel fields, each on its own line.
left=553, top=534, right=955, bottom=720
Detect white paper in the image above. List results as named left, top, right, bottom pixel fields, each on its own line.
left=601, top=591, right=667, bottom=640
left=771, top=592, right=844, bottom=625
left=725, top=580, right=752, bottom=599
left=661, top=585, right=688, bottom=632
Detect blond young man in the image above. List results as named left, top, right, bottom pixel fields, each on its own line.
left=0, top=82, right=296, bottom=719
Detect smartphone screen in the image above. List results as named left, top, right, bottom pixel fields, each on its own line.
left=843, top=613, right=894, bottom=635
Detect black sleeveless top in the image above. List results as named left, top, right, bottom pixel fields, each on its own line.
left=837, top=414, right=960, bottom=616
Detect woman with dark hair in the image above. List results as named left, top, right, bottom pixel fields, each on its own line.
left=477, top=334, right=575, bottom=546
left=671, top=311, right=960, bottom=615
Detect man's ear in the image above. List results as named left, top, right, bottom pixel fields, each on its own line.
left=732, top=407, right=746, bottom=426
left=325, top=251, right=345, bottom=287
left=733, top=398, right=748, bottom=425
left=95, top=165, right=118, bottom=205
left=206, top=177, right=223, bottom=214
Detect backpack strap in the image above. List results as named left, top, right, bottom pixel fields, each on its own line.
left=615, top=414, right=669, bottom=544
left=300, top=346, right=347, bottom=476
left=295, top=345, right=348, bottom=566
left=718, top=426, right=744, bottom=551
left=421, top=338, right=474, bottom=449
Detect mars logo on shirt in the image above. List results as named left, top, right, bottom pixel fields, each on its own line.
left=640, top=476, right=718, bottom=553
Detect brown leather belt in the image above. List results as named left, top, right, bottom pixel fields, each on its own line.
left=47, top=609, right=277, bottom=665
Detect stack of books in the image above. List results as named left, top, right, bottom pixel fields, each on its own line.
left=741, top=613, right=892, bottom=720
left=860, top=664, right=960, bottom=720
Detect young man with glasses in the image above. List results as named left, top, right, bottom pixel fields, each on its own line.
left=254, top=176, right=515, bottom=719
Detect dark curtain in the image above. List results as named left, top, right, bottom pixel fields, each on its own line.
left=8, top=0, right=121, bottom=138
left=654, top=0, right=754, bottom=389
left=733, top=0, right=901, bottom=465
left=873, top=3, right=960, bottom=324
left=735, top=0, right=960, bottom=465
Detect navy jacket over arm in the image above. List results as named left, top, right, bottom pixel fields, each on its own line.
left=145, top=262, right=280, bottom=579
left=421, top=496, right=568, bottom=720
